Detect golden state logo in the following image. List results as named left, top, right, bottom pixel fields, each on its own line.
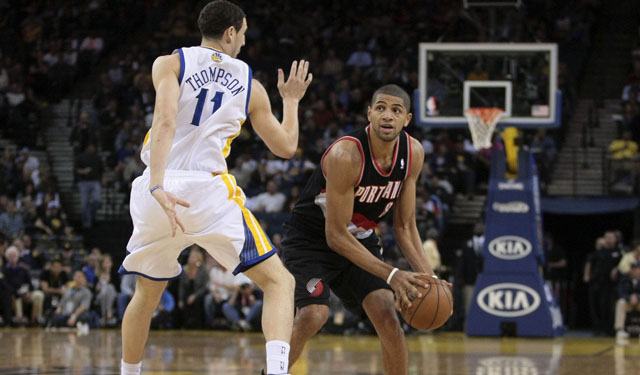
left=211, top=52, right=223, bottom=63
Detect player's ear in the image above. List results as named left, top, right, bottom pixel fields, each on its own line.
left=404, top=112, right=412, bottom=127
left=225, top=25, right=235, bottom=43
left=366, top=106, right=372, bottom=122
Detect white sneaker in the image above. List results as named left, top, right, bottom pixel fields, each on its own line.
left=616, top=330, right=629, bottom=340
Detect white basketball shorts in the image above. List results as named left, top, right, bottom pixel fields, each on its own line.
left=118, top=170, right=275, bottom=280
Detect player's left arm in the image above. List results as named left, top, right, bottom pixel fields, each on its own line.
left=392, top=137, right=434, bottom=275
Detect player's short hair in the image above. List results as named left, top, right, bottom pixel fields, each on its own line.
left=198, top=0, right=246, bottom=40
left=371, top=84, right=411, bottom=111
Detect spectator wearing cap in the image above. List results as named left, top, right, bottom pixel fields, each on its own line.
left=34, top=200, right=67, bottom=236
left=615, top=261, right=640, bottom=340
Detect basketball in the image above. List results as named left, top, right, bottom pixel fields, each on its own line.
left=401, top=278, right=453, bottom=330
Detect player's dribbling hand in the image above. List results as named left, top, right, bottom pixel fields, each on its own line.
left=277, top=60, right=313, bottom=101
left=151, top=189, right=191, bottom=237
left=388, top=271, right=434, bottom=312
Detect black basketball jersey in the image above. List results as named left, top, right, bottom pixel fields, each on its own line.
left=287, top=125, right=412, bottom=240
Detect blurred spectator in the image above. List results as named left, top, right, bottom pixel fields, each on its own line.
left=0, top=200, right=24, bottom=239
left=530, top=129, right=557, bottom=185
left=608, top=130, right=638, bottom=160
left=457, top=223, right=485, bottom=317
left=229, top=153, right=258, bottom=189
left=150, top=289, right=175, bottom=330
left=0, top=255, right=14, bottom=326
left=245, top=179, right=287, bottom=214
left=584, top=233, right=622, bottom=336
left=34, top=201, right=67, bottom=236
left=50, top=270, right=92, bottom=328
left=3, top=246, right=44, bottom=325
left=222, top=281, right=263, bottom=332
left=282, top=148, right=315, bottom=188
left=117, top=274, right=137, bottom=321
left=543, top=234, right=568, bottom=322
left=422, top=228, right=443, bottom=276
left=18, top=234, right=41, bottom=270
left=204, top=259, right=250, bottom=329
left=614, top=261, right=640, bottom=340
left=618, top=241, right=640, bottom=276
left=74, top=144, right=103, bottom=229
left=82, top=249, right=101, bottom=288
left=94, top=254, right=117, bottom=327
left=39, top=258, right=69, bottom=318
left=178, top=247, right=209, bottom=329
left=346, top=43, right=372, bottom=68
left=70, top=112, right=98, bottom=154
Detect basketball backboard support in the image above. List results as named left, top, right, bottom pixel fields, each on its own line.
left=416, top=43, right=560, bottom=129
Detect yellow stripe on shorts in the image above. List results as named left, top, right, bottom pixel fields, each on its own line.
left=220, top=174, right=271, bottom=255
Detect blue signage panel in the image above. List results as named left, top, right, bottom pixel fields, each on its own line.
left=466, top=274, right=563, bottom=336
left=466, top=150, right=562, bottom=337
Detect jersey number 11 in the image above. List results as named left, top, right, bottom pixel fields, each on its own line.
left=191, top=89, right=224, bottom=126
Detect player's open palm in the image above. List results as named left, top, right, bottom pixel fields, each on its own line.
left=151, top=189, right=191, bottom=237
left=277, top=60, right=313, bottom=101
left=389, top=271, right=434, bottom=312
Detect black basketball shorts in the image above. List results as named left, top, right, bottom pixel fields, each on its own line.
left=281, top=225, right=392, bottom=317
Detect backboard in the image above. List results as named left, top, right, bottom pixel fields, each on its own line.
left=416, top=43, right=560, bottom=128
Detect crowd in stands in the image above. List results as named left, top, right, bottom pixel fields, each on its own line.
left=1, top=0, right=624, bottom=334
left=611, top=46, right=640, bottom=194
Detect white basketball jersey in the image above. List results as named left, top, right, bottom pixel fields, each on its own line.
left=140, top=46, right=251, bottom=173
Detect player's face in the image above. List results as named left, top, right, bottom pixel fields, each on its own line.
left=367, top=94, right=412, bottom=142
left=230, top=18, right=247, bottom=58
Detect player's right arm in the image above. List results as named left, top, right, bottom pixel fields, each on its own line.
left=323, top=141, right=429, bottom=310
left=148, top=54, right=190, bottom=237
left=248, top=60, right=312, bottom=159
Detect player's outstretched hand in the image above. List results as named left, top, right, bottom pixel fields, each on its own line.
left=388, top=271, right=436, bottom=312
left=151, top=189, right=191, bottom=237
left=277, top=60, right=313, bottom=101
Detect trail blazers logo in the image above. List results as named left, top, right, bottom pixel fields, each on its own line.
left=306, top=278, right=324, bottom=297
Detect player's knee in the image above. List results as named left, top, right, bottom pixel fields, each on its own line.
left=297, top=304, right=330, bottom=329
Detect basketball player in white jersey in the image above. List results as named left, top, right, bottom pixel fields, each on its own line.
left=118, top=1, right=312, bottom=375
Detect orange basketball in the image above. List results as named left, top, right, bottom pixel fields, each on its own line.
left=401, top=277, right=453, bottom=330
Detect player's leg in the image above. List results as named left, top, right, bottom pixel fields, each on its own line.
left=121, top=277, right=166, bottom=373
left=288, top=303, right=330, bottom=366
left=243, top=255, right=295, bottom=374
left=362, top=289, right=407, bottom=375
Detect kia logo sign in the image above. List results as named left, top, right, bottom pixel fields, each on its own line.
left=488, top=236, right=532, bottom=260
left=492, top=201, right=530, bottom=213
left=477, top=283, right=541, bottom=317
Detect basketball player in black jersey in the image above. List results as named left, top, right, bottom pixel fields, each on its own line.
left=281, top=84, right=437, bottom=375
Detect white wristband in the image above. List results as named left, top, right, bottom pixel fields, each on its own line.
left=386, top=268, right=399, bottom=285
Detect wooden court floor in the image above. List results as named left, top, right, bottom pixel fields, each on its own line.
left=0, top=328, right=639, bottom=374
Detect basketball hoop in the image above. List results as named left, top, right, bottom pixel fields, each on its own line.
left=465, top=108, right=505, bottom=150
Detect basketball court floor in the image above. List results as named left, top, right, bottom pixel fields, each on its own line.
left=0, top=329, right=638, bottom=374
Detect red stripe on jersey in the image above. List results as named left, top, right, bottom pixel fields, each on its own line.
left=320, top=136, right=365, bottom=186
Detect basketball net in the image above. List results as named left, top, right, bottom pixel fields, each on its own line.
left=464, top=108, right=505, bottom=150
